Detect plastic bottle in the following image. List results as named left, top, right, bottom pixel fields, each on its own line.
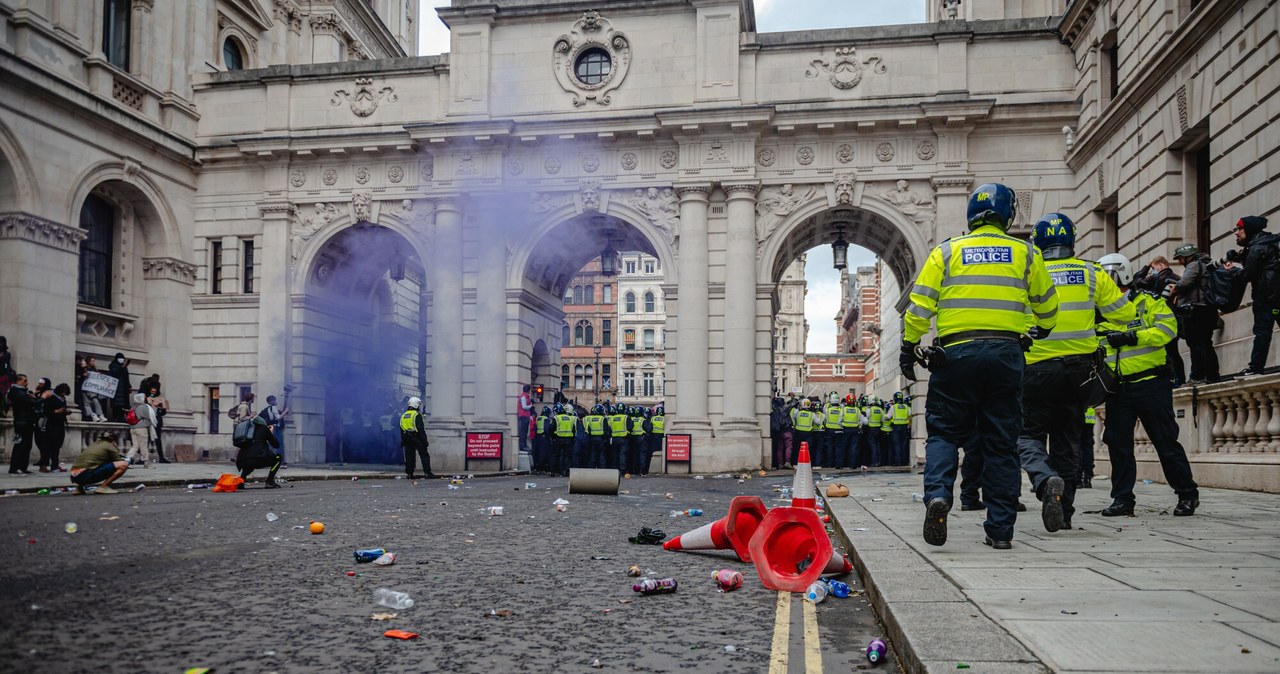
left=804, top=581, right=827, bottom=603
left=632, top=578, right=678, bottom=595
left=826, top=579, right=851, bottom=598
left=373, top=588, right=414, bottom=609
left=354, top=548, right=388, bottom=563
left=911, top=493, right=925, bottom=502
left=669, top=508, right=703, bottom=517
left=866, top=638, right=887, bottom=663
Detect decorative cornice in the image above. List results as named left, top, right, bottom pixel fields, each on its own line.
left=723, top=183, right=760, bottom=197
left=930, top=175, right=973, bottom=190
left=141, top=257, right=197, bottom=285
left=0, top=213, right=86, bottom=253
left=675, top=185, right=712, bottom=200
left=309, top=13, right=341, bottom=34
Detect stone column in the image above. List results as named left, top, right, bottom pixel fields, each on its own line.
left=130, top=0, right=154, bottom=82
left=255, top=202, right=292, bottom=402
left=671, top=185, right=713, bottom=434
left=0, top=214, right=85, bottom=387
left=429, top=199, right=465, bottom=430
left=472, top=204, right=509, bottom=459
left=721, top=182, right=760, bottom=431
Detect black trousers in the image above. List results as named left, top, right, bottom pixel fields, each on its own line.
left=1079, top=422, right=1096, bottom=480
left=241, top=452, right=282, bottom=483
left=1102, top=376, right=1199, bottom=506
left=8, top=422, right=32, bottom=472
left=552, top=437, right=572, bottom=476
left=1184, top=305, right=1219, bottom=380
left=1018, top=356, right=1091, bottom=522
left=792, top=430, right=812, bottom=461
left=1248, top=299, right=1280, bottom=372
left=823, top=430, right=843, bottom=467
left=403, top=442, right=431, bottom=477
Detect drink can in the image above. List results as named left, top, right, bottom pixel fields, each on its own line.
left=713, top=569, right=743, bottom=592
left=354, top=548, right=388, bottom=563
left=687, top=508, right=704, bottom=516
left=486, top=506, right=505, bottom=516
left=866, top=638, right=887, bottom=663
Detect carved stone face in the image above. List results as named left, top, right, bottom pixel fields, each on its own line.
left=897, top=180, right=909, bottom=190
left=780, top=184, right=793, bottom=196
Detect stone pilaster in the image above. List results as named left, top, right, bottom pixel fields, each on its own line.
left=671, top=184, right=712, bottom=434
left=256, top=202, right=293, bottom=407
left=721, top=182, right=760, bottom=430
left=429, top=199, right=465, bottom=429
left=472, top=205, right=509, bottom=436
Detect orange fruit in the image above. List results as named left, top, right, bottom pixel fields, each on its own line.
left=309, top=521, right=325, bottom=534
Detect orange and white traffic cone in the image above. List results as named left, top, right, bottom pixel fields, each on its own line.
left=747, top=505, right=851, bottom=592
left=663, top=495, right=768, bottom=563
left=791, top=442, right=817, bottom=510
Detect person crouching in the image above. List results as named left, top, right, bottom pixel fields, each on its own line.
left=70, top=431, right=128, bottom=494
left=236, top=416, right=282, bottom=488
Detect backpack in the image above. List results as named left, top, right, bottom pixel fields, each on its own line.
left=232, top=419, right=255, bottom=448
left=227, top=404, right=241, bottom=421
left=1201, top=263, right=1247, bottom=313
left=125, top=408, right=140, bottom=425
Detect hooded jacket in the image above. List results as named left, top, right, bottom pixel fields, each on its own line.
left=1174, top=252, right=1215, bottom=307
left=1239, top=217, right=1280, bottom=305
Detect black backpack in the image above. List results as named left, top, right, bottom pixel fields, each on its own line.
left=1201, top=263, right=1247, bottom=313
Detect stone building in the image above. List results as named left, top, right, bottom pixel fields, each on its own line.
left=559, top=256, right=618, bottom=407
left=771, top=256, right=807, bottom=395
left=1, top=0, right=1275, bottom=488
left=616, top=251, right=667, bottom=408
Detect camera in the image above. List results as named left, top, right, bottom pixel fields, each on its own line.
left=282, top=384, right=295, bottom=393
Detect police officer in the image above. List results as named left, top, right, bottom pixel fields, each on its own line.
left=646, top=405, right=665, bottom=474
left=890, top=392, right=912, bottom=466
left=840, top=394, right=861, bottom=469
left=1096, top=253, right=1200, bottom=517
left=583, top=404, right=609, bottom=469
left=552, top=403, right=577, bottom=477
left=627, top=406, right=648, bottom=475
left=533, top=405, right=552, bottom=475
left=822, top=394, right=844, bottom=468
left=865, top=398, right=885, bottom=466
left=608, top=403, right=629, bottom=472
left=1019, top=213, right=1135, bottom=533
left=902, top=183, right=1059, bottom=549
left=877, top=400, right=894, bottom=464
left=399, top=396, right=435, bottom=479
left=1079, top=406, right=1097, bottom=488
left=790, top=398, right=817, bottom=461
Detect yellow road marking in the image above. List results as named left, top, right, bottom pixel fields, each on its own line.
left=802, top=594, right=823, bottom=674
left=768, top=591, right=790, bottom=674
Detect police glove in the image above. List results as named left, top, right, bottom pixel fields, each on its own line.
left=900, top=341, right=919, bottom=381
left=1027, top=326, right=1053, bottom=340
left=1105, top=330, right=1139, bottom=347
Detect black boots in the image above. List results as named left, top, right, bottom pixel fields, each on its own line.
left=983, top=536, right=1012, bottom=550
left=1040, top=476, right=1065, bottom=533
left=923, top=498, right=950, bottom=546
left=1101, top=502, right=1135, bottom=517
left=1173, top=498, right=1199, bottom=516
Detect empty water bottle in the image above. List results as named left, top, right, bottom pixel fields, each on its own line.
left=826, top=579, right=851, bottom=598
left=911, top=493, right=925, bottom=502
left=373, top=588, right=414, bottom=609
left=266, top=512, right=279, bottom=522
left=804, top=581, right=827, bottom=603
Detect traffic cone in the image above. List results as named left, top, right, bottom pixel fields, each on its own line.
left=791, top=442, right=817, bottom=510
left=663, top=495, right=768, bottom=563
left=748, top=505, right=851, bottom=592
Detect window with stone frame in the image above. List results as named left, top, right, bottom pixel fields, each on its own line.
left=564, top=287, right=573, bottom=304
left=102, top=0, right=131, bottom=71
left=602, top=319, right=612, bottom=346
left=584, top=285, right=594, bottom=304
left=602, top=364, right=611, bottom=390
left=574, top=365, right=584, bottom=389
left=643, top=329, right=655, bottom=350
left=561, top=364, right=570, bottom=390
left=242, top=238, right=256, bottom=294
left=643, top=291, right=655, bottom=312
left=625, top=291, right=636, bottom=312
left=584, top=365, right=594, bottom=391
left=223, top=37, right=245, bottom=71
left=642, top=372, right=654, bottom=397
left=574, top=285, right=585, bottom=305
left=603, top=284, right=612, bottom=304
left=624, top=329, right=635, bottom=351
left=623, top=371, right=635, bottom=397
left=78, top=194, right=115, bottom=308
left=562, top=323, right=570, bottom=345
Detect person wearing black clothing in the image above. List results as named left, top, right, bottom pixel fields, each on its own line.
left=236, top=416, right=282, bottom=487
left=35, top=380, right=71, bottom=472
left=769, top=397, right=791, bottom=469
left=0, top=337, right=13, bottom=417
left=7, top=374, right=35, bottom=474
left=399, top=396, right=434, bottom=479
left=1233, top=216, right=1280, bottom=375
left=1137, top=257, right=1186, bottom=386
left=1172, top=245, right=1220, bottom=383
left=107, top=353, right=131, bottom=422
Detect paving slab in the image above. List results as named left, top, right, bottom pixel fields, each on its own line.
left=1197, top=590, right=1280, bottom=620
left=965, top=589, right=1262, bottom=622
left=1087, top=551, right=1278, bottom=567
left=1095, top=565, right=1280, bottom=591
left=1227, top=621, right=1280, bottom=649
left=946, top=567, right=1132, bottom=591
left=1005, top=620, right=1280, bottom=672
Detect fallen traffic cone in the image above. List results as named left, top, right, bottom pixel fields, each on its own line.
left=663, top=495, right=768, bottom=563
left=748, top=505, right=851, bottom=592
left=791, top=442, right=817, bottom=510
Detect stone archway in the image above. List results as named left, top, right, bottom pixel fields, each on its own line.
left=291, top=220, right=428, bottom=464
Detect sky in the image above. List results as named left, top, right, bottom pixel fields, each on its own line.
left=416, top=2, right=925, bottom=352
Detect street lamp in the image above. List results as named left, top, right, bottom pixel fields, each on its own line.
left=593, top=344, right=601, bottom=404
left=831, top=226, right=849, bottom=271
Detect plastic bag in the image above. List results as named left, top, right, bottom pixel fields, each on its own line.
left=211, top=473, right=245, bottom=493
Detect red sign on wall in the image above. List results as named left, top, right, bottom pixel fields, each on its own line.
left=665, top=434, right=692, bottom=462
left=466, top=432, right=503, bottom=459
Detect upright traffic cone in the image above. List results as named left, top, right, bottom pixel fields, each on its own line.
left=663, top=495, right=768, bottom=563
left=791, top=442, right=817, bottom=510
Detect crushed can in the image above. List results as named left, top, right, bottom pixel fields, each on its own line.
left=713, top=569, right=743, bottom=592
left=866, top=638, right=887, bottom=663
left=354, top=548, right=388, bottom=563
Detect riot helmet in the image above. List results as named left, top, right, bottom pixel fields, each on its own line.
left=966, top=183, right=1018, bottom=231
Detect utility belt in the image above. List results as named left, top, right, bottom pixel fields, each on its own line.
left=937, top=329, right=1022, bottom=348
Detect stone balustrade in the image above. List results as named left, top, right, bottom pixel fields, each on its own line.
left=0, top=414, right=196, bottom=466
left=1095, top=373, right=1280, bottom=493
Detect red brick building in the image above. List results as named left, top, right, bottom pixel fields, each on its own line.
left=559, top=257, right=618, bottom=407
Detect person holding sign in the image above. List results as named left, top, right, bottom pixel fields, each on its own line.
left=79, top=356, right=113, bottom=422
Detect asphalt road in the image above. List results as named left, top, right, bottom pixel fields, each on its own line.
left=0, top=472, right=900, bottom=673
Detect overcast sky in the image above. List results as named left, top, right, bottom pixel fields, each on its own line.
left=417, top=2, right=923, bottom=352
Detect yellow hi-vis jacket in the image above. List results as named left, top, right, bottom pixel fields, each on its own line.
left=891, top=403, right=911, bottom=426
left=879, top=408, right=893, bottom=432
left=905, top=225, right=1059, bottom=343
left=609, top=413, right=629, bottom=437
left=651, top=415, right=665, bottom=434
left=553, top=413, right=577, bottom=438
left=1098, top=291, right=1177, bottom=383
left=867, top=404, right=884, bottom=427
left=791, top=408, right=816, bottom=432
left=823, top=404, right=843, bottom=429
left=584, top=414, right=606, bottom=436
left=1026, top=257, right=1135, bottom=365
left=399, top=410, right=422, bottom=433
left=841, top=405, right=861, bottom=429
left=1084, top=407, right=1097, bottom=425
left=630, top=416, right=646, bottom=436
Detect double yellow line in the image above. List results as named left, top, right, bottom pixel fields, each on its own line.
left=768, top=590, right=823, bottom=674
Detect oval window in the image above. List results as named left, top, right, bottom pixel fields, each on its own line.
left=574, top=47, right=611, bottom=85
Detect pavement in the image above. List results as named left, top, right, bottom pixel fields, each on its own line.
left=821, top=471, right=1280, bottom=674
left=0, top=461, right=516, bottom=494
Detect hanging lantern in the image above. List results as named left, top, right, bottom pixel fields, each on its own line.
left=600, top=238, right=618, bottom=276
left=831, top=229, right=849, bottom=271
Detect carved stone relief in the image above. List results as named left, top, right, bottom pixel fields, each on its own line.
left=804, top=46, right=885, bottom=90
left=291, top=203, right=338, bottom=264
left=620, top=152, right=638, bottom=171
left=420, top=157, right=434, bottom=181
left=659, top=149, right=678, bottom=169
left=796, top=146, right=815, bottom=165
left=330, top=77, right=397, bottom=117
left=582, top=155, right=600, bottom=172
left=551, top=10, right=632, bottom=107
left=834, top=174, right=856, bottom=206
left=141, top=257, right=197, bottom=285
left=623, top=187, right=679, bottom=247
left=387, top=165, right=404, bottom=183
left=530, top=191, right=574, bottom=214
left=507, top=157, right=525, bottom=176
left=755, top=183, right=818, bottom=250
left=836, top=144, right=854, bottom=164
left=352, top=191, right=373, bottom=223
left=757, top=148, right=776, bottom=167
left=579, top=179, right=602, bottom=213
left=456, top=154, right=479, bottom=176
left=354, top=166, right=370, bottom=185
left=544, top=156, right=562, bottom=175
left=916, top=141, right=936, bottom=161
left=322, top=168, right=338, bottom=186
left=289, top=169, right=306, bottom=187
left=880, top=179, right=935, bottom=227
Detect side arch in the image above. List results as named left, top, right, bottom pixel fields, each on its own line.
left=0, top=117, right=40, bottom=214
left=65, top=160, right=184, bottom=258
left=293, top=212, right=433, bottom=290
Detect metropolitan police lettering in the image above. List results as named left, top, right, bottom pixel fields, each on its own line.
left=961, top=246, right=1013, bottom=264
left=1049, top=269, right=1086, bottom=285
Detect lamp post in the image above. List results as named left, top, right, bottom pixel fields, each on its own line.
left=593, top=344, right=601, bottom=405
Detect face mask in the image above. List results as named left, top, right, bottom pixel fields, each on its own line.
left=117, top=357, right=125, bottom=363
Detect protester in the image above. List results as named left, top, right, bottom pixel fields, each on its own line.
left=35, top=380, right=71, bottom=473
left=7, top=374, right=35, bottom=474
left=1171, top=244, right=1220, bottom=384
left=143, top=378, right=170, bottom=463
left=258, top=392, right=289, bottom=465
left=0, top=336, right=12, bottom=417
left=80, top=356, right=110, bottom=422
left=237, top=416, right=282, bottom=488
left=126, top=392, right=156, bottom=467
left=1232, top=216, right=1280, bottom=376
left=107, top=353, right=131, bottom=422
left=70, top=431, right=129, bottom=494
left=230, top=391, right=255, bottom=422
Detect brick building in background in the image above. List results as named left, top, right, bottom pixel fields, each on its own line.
left=559, top=257, right=617, bottom=407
